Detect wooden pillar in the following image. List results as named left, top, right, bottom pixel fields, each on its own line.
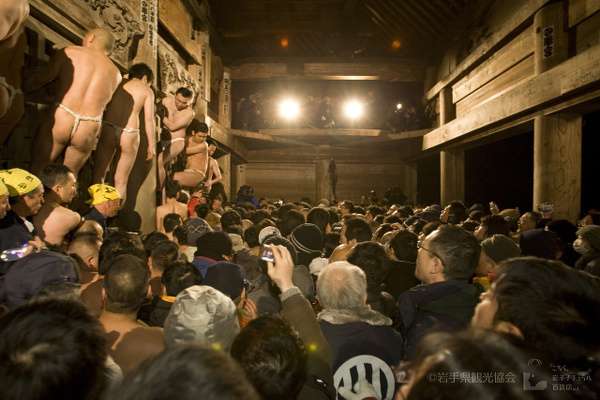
left=533, top=114, right=581, bottom=222
left=438, top=84, right=461, bottom=206
left=440, top=150, right=464, bottom=206
left=218, top=153, right=232, bottom=202
left=533, top=1, right=581, bottom=222
left=315, top=159, right=332, bottom=204
left=439, top=87, right=455, bottom=125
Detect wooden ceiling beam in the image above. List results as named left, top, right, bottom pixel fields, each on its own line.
left=228, top=61, right=425, bottom=81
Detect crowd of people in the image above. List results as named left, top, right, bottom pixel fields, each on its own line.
left=233, top=90, right=426, bottom=132
left=0, top=172, right=599, bottom=400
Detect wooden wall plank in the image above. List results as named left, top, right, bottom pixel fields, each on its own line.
left=569, top=0, right=600, bottom=27
left=422, top=43, right=600, bottom=150
left=452, top=27, right=533, bottom=103
left=455, top=55, right=534, bottom=116
left=424, top=0, right=549, bottom=102
left=575, top=11, right=600, bottom=54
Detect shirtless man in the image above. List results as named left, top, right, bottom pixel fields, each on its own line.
left=156, top=179, right=188, bottom=232
left=202, top=137, right=222, bottom=194
left=93, top=63, right=155, bottom=205
left=157, top=87, right=195, bottom=197
left=0, top=25, right=26, bottom=141
left=24, top=28, right=122, bottom=176
left=172, top=120, right=209, bottom=190
left=0, top=0, right=29, bottom=42
left=33, top=164, right=82, bottom=247
left=99, top=254, right=166, bottom=375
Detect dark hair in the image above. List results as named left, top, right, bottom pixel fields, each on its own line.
left=480, top=215, right=510, bottom=238
left=340, top=200, right=355, bottom=213
left=110, top=344, right=260, bottom=400
left=346, top=241, right=391, bottom=292
left=447, top=200, right=467, bottom=224
left=104, top=254, right=150, bottom=314
left=307, top=207, right=329, bottom=235
left=175, top=87, right=192, bottom=98
left=280, top=209, right=305, bottom=237
left=366, top=205, right=384, bottom=219
left=161, top=260, right=202, bottom=296
left=129, top=62, right=154, bottom=84
left=142, top=231, right=170, bottom=259
left=0, top=299, right=106, bottom=400
left=252, top=209, right=271, bottom=225
left=98, top=232, right=146, bottom=275
left=523, top=211, right=543, bottom=228
left=163, top=213, right=183, bottom=233
left=38, top=164, right=72, bottom=189
left=221, top=209, right=243, bottom=235
left=343, top=218, right=372, bottom=243
left=428, top=225, right=480, bottom=280
left=323, top=232, right=341, bottom=258
left=230, top=315, right=307, bottom=400
left=151, top=240, right=180, bottom=272
left=244, top=226, right=260, bottom=248
left=165, top=180, right=182, bottom=199
left=327, top=208, right=340, bottom=225
left=233, top=206, right=248, bottom=219
left=421, top=221, right=442, bottom=237
left=494, top=257, right=600, bottom=369
left=389, top=230, right=418, bottom=262
left=194, top=203, right=210, bottom=219
left=172, top=226, right=187, bottom=246
left=189, top=120, right=208, bottom=133
left=408, top=328, right=564, bottom=400
left=206, top=137, right=217, bottom=147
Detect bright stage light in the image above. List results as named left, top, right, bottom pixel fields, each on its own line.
left=344, top=100, right=363, bottom=119
left=279, top=99, right=300, bottom=118
left=396, top=103, right=403, bottom=110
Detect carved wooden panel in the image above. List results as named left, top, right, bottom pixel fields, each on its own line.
left=157, top=37, right=200, bottom=100
left=84, top=0, right=145, bottom=66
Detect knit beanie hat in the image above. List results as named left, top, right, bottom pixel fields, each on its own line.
left=290, top=223, right=323, bottom=254
left=481, top=234, right=521, bottom=263
left=576, top=225, right=600, bottom=251
left=203, top=261, right=246, bottom=301
left=195, top=231, right=232, bottom=260
left=519, top=228, right=558, bottom=260
left=185, top=217, right=212, bottom=245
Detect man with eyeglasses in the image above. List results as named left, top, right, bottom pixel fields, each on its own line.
left=396, top=224, right=484, bottom=360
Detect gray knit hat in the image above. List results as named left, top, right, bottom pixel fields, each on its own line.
left=164, top=285, right=239, bottom=351
left=576, top=225, right=600, bottom=251
left=481, top=234, right=521, bottom=263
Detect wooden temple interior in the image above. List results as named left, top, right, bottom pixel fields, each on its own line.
left=3, top=0, right=600, bottom=233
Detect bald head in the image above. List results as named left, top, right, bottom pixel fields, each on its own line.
left=84, top=28, right=114, bottom=55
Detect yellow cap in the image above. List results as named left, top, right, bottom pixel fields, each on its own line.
left=0, top=168, right=42, bottom=197
left=0, top=179, right=7, bottom=197
left=86, top=184, right=121, bottom=205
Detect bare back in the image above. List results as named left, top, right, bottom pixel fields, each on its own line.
left=57, top=46, right=121, bottom=116
left=104, top=78, right=153, bottom=129
left=100, top=314, right=166, bottom=375
left=0, top=0, right=29, bottom=41
left=156, top=200, right=188, bottom=231
left=32, top=200, right=82, bottom=246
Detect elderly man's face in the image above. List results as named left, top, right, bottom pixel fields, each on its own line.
left=23, top=184, right=44, bottom=215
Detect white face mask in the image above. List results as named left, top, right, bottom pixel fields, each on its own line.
left=573, top=238, right=590, bottom=255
